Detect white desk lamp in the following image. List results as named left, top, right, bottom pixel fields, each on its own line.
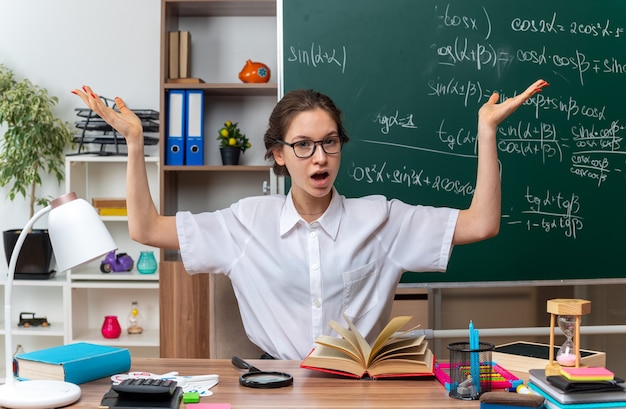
left=0, top=192, right=116, bottom=408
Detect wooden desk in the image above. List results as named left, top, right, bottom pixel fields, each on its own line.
left=69, top=358, right=499, bottom=408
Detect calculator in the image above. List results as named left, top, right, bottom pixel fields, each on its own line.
left=111, top=378, right=178, bottom=400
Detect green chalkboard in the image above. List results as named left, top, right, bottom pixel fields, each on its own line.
left=282, top=0, right=626, bottom=283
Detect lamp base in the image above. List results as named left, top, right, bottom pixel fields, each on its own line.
left=0, top=380, right=81, bottom=408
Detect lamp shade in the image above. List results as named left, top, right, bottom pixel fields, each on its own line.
left=48, top=192, right=117, bottom=271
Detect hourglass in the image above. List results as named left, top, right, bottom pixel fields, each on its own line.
left=127, top=300, right=144, bottom=334
left=546, top=299, right=591, bottom=376
left=556, top=315, right=576, bottom=366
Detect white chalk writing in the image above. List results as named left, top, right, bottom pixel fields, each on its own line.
left=287, top=43, right=347, bottom=74
left=505, top=187, right=584, bottom=239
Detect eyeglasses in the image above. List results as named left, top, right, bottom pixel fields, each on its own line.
left=273, top=136, right=343, bottom=158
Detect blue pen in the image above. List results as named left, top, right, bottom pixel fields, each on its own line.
left=469, top=320, right=480, bottom=395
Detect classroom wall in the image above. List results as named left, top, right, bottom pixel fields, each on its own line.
left=0, top=0, right=160, bottom=277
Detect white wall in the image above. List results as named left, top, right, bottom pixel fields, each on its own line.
left=0, top=0, right=160, bottom=276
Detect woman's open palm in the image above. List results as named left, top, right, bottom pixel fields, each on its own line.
left=71, top=85, right=143, bottom=144
left=479, top=79, right=548, bottom=129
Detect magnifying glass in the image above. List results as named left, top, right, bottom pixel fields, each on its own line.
left=231, top=356, right=293, bottom=389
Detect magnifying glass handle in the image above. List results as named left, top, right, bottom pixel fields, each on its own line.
left=232, top=356, right=261, bottom=373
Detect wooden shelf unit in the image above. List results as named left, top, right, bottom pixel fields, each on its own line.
left=158, top=0, right=278, bottom=358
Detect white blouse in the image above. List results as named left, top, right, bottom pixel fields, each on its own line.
left=177, top=188, right=458, bottom=359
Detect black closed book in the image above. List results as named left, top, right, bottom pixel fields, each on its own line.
left=547, top=375, right=624, bottom=393
left=99, top=386, right=183, bottom=409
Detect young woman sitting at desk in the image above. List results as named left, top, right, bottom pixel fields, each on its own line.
left=72, top=79, right=548, bottom=360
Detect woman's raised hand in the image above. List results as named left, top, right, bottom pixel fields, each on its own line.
left=478, top=79, right=549, bottom=130
left=71, top=85, right=144, bottom=145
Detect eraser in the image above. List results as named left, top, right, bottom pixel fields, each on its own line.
left=183, top=392, right=200, bottom=403
left=479, top=391, right=544, bottom=408
left=560, top=366, right=614, bottom=381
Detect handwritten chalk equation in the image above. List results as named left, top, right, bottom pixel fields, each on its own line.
left=372, top=111, right=418, bottom=135
left=426, top=80, right=608, bottom=124
left=435, top=4, right=492, bottom=40
left=517, top=47, right=626, bottom=86
left=437, top=119, right=477, bottom=151
left=347, top=160, right=475, bottom=196
left=497, top=121, right=564, bottom=163
left=433, top=36, right=515, bottom=71
left=528, top=93, right=607, bottom=122
left=286, top=42, right=347, bottom=74
left=505, top=187, right=584, bottom=239
left=510, top=12, right=566, bottom=34
left=428, top=78, right=491, bottom=107
left=511, top=12, right=624, bottom=38
left=437, top=5, right=625, bottom=39
left=433, top=5, right=626, bottom=83
left=570, top=154, right=610, bottom=187
left=435, top=41, right=626, bottom=85
left=570, top=120, right=626, bottom=186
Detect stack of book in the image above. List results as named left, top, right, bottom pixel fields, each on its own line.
left=92, top=198, right=127, bottom=217
left=167, top=30, right=203, bottom=84
left=17, top=342, right=131, bottom=384
left=528, top=368, right=626, bottom=409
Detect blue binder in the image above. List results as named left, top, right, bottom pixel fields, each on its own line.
left=166, top=89, right=185, bottom=165
left=185, top=90, right=204, bottom=165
